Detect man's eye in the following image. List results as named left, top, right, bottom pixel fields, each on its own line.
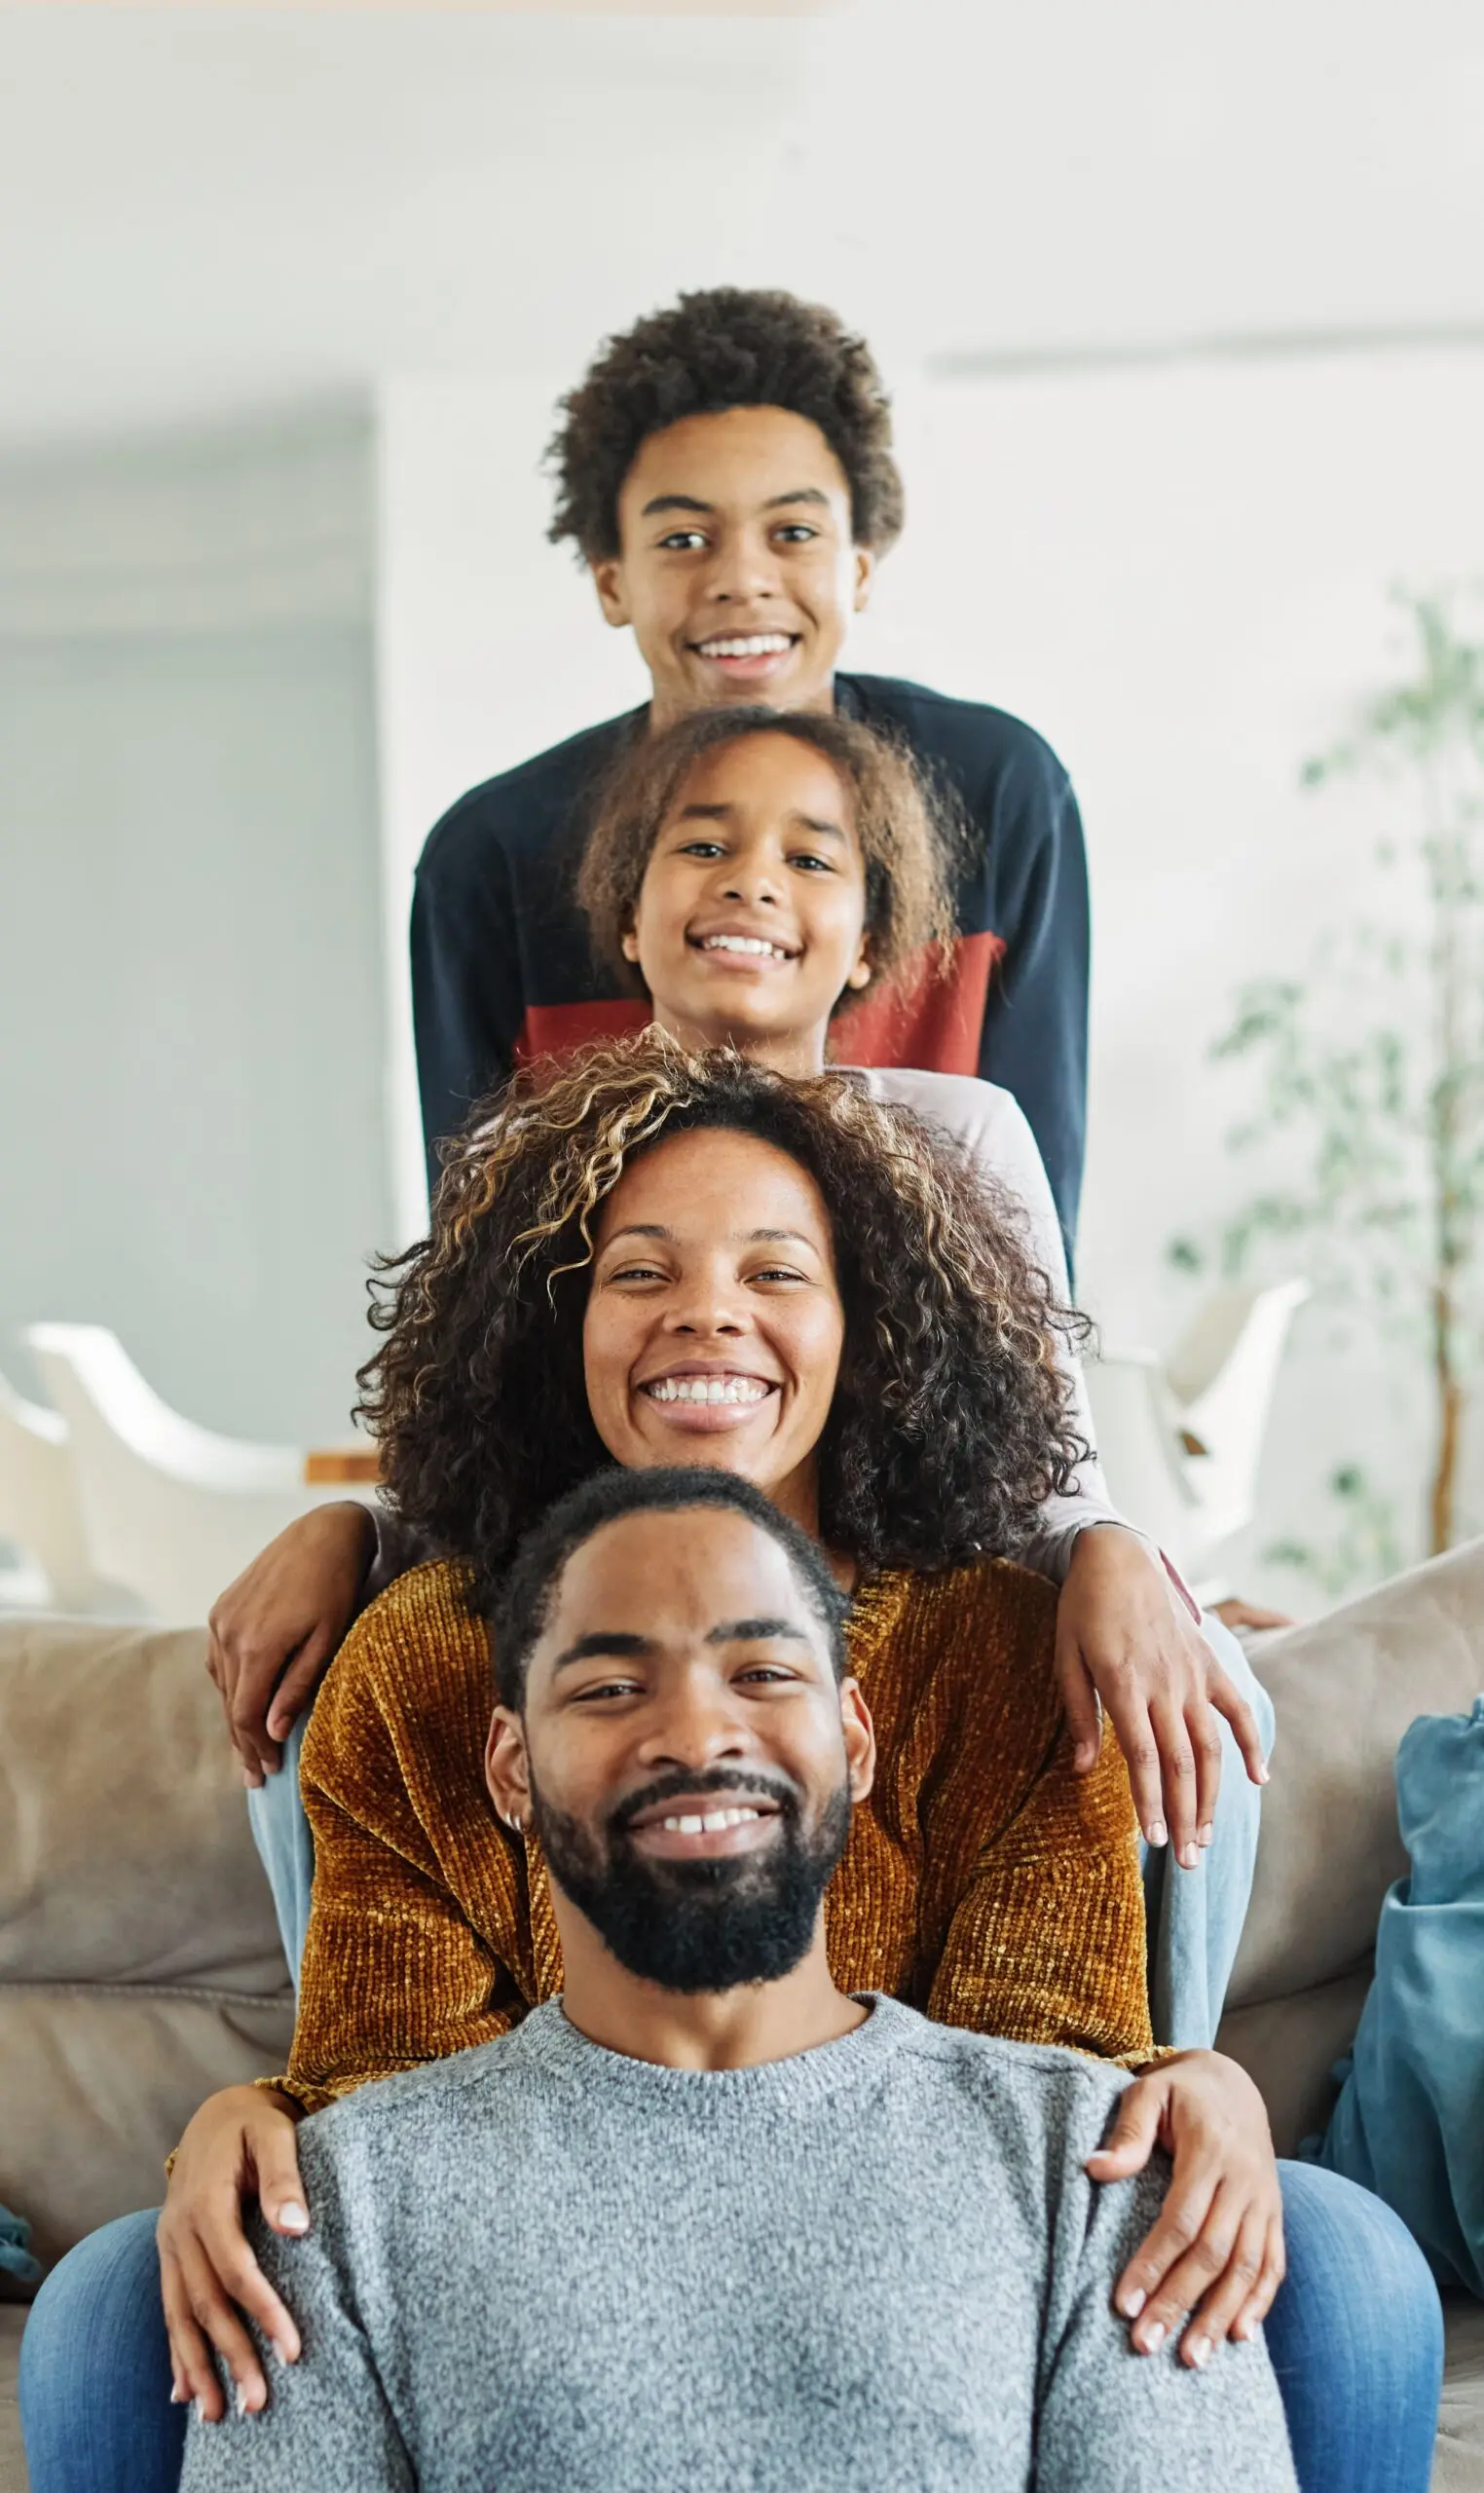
left=736, top=1665, right=800, bottom=1686
left=574, top=1681, right=642, bottom=1703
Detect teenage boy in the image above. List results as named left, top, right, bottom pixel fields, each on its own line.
left=413, top=287, right=1090, bottom=1255
left=179, top=1470, right=1297, bottom=2493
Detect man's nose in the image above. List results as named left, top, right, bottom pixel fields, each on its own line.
left=704, top=525, right=780, bottom=605
left=636, top=1671, right=751, bottom=1768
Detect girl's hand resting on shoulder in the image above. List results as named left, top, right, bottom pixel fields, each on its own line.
left=1055, top=1525, right=1268, bottom=1866
left=158, top=2084, right=311, bottom=2422
left=1087, top=2049, right=1286, bottom=2364
left=206, top=1502, right=377, bottom=1786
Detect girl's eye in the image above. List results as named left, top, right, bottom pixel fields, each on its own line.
left=788, top=851, right=834, bottom=874
left=676, top=839, right=727, bottom=861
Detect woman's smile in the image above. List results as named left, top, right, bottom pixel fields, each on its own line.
left=636, top=1360, right=781, bottom=1432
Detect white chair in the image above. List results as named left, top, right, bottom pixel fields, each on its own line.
left=24, top=1323, right=372, bottom=1624
left=0, top=1364, right=111, bottom=1612
left=1084, top=1279, right=1311, bottom=1603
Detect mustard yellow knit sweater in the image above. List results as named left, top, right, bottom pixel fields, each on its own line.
left=281, top=1555, right=1151, bottom=2111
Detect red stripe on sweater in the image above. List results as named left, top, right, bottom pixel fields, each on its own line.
left=514, top=931, right=1002, bottom=1077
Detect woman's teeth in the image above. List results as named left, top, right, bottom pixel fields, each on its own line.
left=646, top=1375, right=770, bottom=1405
left=696, top=634, right=793, bottom=658
left=659, top=1806, right=763, bottom=1835
left=700, top=935, right=792, bottom=960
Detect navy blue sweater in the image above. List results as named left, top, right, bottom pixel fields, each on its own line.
left=411, top=674, right=1089, bottom=1257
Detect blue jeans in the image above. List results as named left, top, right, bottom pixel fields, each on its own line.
left=19, top=2165, right=1443, bottom=2493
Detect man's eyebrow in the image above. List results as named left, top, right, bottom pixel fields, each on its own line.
left=705, top=1617, right=812, bottom=1646
left=640, top=492, right=713, bottom=518
left=551, top=1630, right=654, bottom=1672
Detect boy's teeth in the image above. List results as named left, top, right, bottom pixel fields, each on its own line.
left=659, top=1806, right=762, bottom=1835
left=698, top=634, right=792, bottom=657
left=646, top=1375, right=769, bottom=1405
left=701, top=935, right=790, bottom=959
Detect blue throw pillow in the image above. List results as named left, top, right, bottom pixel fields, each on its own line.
left=1320, top=1694, right=1484, bottom=2294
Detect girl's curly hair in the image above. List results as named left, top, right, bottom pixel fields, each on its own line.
left=546, top=286, right=905, bottom=563
left=576, top=706, right=959, bottom=1019
left=356, top=1034, right=1089, bottom=1615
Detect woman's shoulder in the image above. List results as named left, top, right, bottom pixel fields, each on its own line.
left=306, top=1557, right=490, bottom=1760
left=854, top=1556, right=1058, bottom=1666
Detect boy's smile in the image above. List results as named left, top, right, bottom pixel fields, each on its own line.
left=591, top=405, right=875, bottom=729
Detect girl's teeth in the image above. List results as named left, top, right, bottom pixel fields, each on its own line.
left=647, top=1375, right=769, bottom=1405
left=701, top=935, right=790, bottom=959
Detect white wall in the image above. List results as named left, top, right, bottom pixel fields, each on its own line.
left=372, top=347, right=1484, bottom=1592
left=0, top=409, right=393, bottom=1444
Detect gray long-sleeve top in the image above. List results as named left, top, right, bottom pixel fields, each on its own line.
left=180, top=1996, right=1296, bottom=2493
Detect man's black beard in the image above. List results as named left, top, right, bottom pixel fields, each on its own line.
left=530, top=1766, right=851, bottom=1994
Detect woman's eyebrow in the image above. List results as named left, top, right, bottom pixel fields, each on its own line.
left=742, top=1228, right=818, bottom=1250
left=602, top=1223, right=670, bottom=1245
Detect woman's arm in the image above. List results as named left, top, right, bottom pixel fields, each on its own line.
left=206, top=1504, right=434, bottom=1783
left=285, top=1566, right=534, bottom=2107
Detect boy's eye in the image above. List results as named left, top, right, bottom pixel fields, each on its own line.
left=775, top=525, right=819, bottom=544
left=658, top=530, right=708, bottom=552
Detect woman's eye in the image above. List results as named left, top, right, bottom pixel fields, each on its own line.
left=608, top=1263, right=668, bottom=1284
left=750, top=1265, right=806, bottom=1285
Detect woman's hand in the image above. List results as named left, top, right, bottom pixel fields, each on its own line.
left=158, top=2085, right=310, bottom=2421
left=1056, top=1526, right=1267, bottom=1866
left=1087, top=2050, right=1285, bottom=2365
left=207, top=1503, right=376, bottom=1785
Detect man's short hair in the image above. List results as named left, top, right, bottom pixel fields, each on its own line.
left=545, top=287, right=906, bottom=564
left=490, top=1466, right=851, bottom=1710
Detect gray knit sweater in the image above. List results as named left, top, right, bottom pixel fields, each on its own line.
left=180, top=1996, right=1297, bottom=2493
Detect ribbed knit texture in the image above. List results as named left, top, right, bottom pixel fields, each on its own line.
left=188, top=1998, right=1297, bottom=2493
left=281, top=1556, right=1152, bottom=2112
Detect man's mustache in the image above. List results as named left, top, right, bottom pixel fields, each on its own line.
left=609, top=1766, right=800, bottom=1838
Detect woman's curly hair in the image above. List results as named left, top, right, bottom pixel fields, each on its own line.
left=576, top=705, right=959, bottom=1018
left=356, top=1035, right=1090, bottom=1614
left=546, top=287, right=905, bottom=563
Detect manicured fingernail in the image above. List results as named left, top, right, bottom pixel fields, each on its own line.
left=1234, top=2315, right=1257, bottom=2341
left=235, top=2385, right=249, bottom=2419
left=169, top=2385, right=184, bottom=2406
left=1140, top=2322, right=1168, bottom=2355
left=1120, top=2288, right=1146, bottom=2320
left=192, top=2398, right=204, bottom=2424
left=1257, top=1762, right=1270, bottom=1784
left=1147, top=1820, right=1168, bottom=1847
left=1180, top=1840, right=1201, bottom=1869
left=272, top=2337, right=294, bottom=2366
left=278, top=2202, right=309, bottom=2233
left=1074, top=1742, right=1095, bottom=1770
left=1187, top=2334, right=1211, bottom=2369
left=1198, top=1822, right=1214, bottom=1846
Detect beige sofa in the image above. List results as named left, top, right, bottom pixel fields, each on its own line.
left=3, top=1544, right=1484, bottom=2489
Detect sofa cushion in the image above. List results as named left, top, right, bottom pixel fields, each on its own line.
left=1227, top=1539, right=1484, bottom=2012
left=0, top=1617, right=292, bottom=2280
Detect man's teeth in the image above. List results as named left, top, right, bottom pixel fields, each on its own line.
left=658, top=1806, right=763, bottom=1835
left=697, top=634, right=792, bottom=658
left=701, top=934, right=791, bottom=960
left=646, top=1375, right=769, bottom=1405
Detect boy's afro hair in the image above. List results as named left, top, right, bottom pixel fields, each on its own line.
left=546, top=286, right=905, bottom=563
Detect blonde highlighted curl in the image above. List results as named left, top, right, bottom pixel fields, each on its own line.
left=356, top=1032, right=1089, bottom=1613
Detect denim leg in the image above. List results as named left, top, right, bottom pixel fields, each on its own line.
left=1270, top=2160, right=1443, bottom=2493
left=1140, top=1612, right=1275, bottom=2047
left=19, top=2207, right=181, bottom=2493
left=245, top=1711, right=314, bottom=1988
